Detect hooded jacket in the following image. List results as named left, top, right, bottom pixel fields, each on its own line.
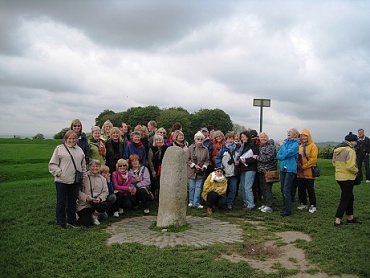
left=297, top=129, right=318, bottom=179
left=332, top=141, right=358, bottom=181
left=276, top=138, right=299, bottom=173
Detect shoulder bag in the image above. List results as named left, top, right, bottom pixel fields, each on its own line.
left=265, top=169, right=280, bottom=183
left=64, top=144, right=83, bottom=184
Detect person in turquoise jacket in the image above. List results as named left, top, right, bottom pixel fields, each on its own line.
left=277, top=128, right=299, bottom=216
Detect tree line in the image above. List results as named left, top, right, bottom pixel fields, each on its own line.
left=54, top=105, right=246, bottom=141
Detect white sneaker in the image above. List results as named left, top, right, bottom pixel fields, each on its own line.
left=258, top=205, right=266, bottom=210
left=309, top=206, right=317, bottom=213
left=297, top=204, right=307, bottom=210
left=261, top=206, right=273, bottom=213
left=113, top=211, right=120, bottom=218
left=366, top=180, right=370, bottom=183
left=144, top=209, right=150, bottom=214
left=197, top=205, right=204, bottom=209
left=188, top=203, right=193, bottom=207
left=92, top=215, right=100, bottom=225
left=118, top=208, right=124, bottom=214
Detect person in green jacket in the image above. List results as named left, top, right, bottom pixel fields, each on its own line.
left=332, top=132, right=361, bottom=227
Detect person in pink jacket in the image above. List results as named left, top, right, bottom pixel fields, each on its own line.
left=111, top=159, right=133, bottom=217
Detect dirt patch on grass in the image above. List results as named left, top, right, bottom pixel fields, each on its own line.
left=221, top=228, right=357, bottom=278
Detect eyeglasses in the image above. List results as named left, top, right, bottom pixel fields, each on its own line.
left=159, top=132, right=166, bottom=134
left=196, top=138, right=204, bottom=141
left=73, top=125, right=81, bottom=128
left=118, top=165, right=127, bottom=168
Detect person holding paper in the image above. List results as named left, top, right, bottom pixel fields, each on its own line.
left=239, top=130, right=259, bottom=211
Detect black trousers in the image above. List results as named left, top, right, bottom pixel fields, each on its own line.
left=335, top=180, right=354, bottom=219
left=112, top=192, right=135, bottom=211
left=297, top=178, right=316, bottom=207
left=206, top=191, right=226, bottom=208
left=77, top=201, right=109, bottom=226
left=258, top=173, right=273, bottom=208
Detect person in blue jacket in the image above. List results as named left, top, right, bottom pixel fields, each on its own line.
left=277, top=128, right=299, bottom=216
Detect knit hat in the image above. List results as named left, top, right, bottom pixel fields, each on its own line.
left=250, top=129, right=258, bottom=139
left=345, top=132, right=358, bottom=142
left=194, top=131, right=205, bottom=140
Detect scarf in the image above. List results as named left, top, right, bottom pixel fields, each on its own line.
left=210, top=172, right=226, bottom=183
left=133, top=141, right=144, bottom=149
left=91, top=138, right=106, bottom=155
left=225, top=142, right=236, bottom=152
left=174, top=140, right=185, bottom=148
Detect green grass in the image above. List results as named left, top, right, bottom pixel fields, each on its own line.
left=0, top=138, right=369, bottom=277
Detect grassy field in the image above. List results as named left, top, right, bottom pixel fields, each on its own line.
left=0, top=138, right=369, bottom=278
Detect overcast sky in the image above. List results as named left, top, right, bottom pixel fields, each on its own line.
left=1, top=0, right=369, bottom=142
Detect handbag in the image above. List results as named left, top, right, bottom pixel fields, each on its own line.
left=265, top=169, right=280, bottom=183
left=354, top=173, right=361, bottom=185
left=63, top=144, right=83, bottom=184
left=311, top=165, right=321, bottom=177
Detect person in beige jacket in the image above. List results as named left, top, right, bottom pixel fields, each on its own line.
left=49, top=130, right=86, bottom=228
left=77, top=160, right=109, bottom=226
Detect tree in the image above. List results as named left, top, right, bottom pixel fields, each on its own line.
left=54, top=128, right=69, bottom=139
left=95, top=109, right=116, bottom=127
left=122, top=106, right=161, bottom=128
left=190, top=108, right=233, bottom=135
left=232, top=122, right=249, bottom=134
left=157, top=107, right=191, bottom=139
left=33, top=133, right=45, bottom=140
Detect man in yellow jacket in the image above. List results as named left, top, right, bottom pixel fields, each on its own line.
left=332, top=132, right=361, bottom=227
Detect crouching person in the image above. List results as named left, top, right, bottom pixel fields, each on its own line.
left=77, top=159, right=109, bottom=226
left=202, top=167, right=228, bottom=215
left=99, top=164, right=117, bottom=219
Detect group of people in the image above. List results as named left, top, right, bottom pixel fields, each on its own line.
left=187, top=127, right=319, bottom=217
left=48, top=118, right=367, bottom=228
left=49, top=119, right=187, bottom=228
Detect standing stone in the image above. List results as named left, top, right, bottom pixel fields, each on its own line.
left=157, top=146, right=187, bottom=227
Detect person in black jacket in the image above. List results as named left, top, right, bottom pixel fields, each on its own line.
left=105, top=127, right=125, bottom=174
left=356, top=129, right=370, bottom=182
left=238, top=130, right=259, bottom=211
left=70, top=119, right=90, bottom=166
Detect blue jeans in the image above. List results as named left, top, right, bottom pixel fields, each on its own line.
left=226, top=176, right=238, bottom=207
left=240, top=171, right=256, bottom=208
left=280, top=172, right=296, bottom=215
left=55, top=182, right=80, bottom=227
left=188, top=178, right=204, bottom=207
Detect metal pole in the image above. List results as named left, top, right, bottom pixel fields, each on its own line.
left=259, top=106, right=263, bottom=133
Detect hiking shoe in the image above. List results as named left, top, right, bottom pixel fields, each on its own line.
left=113, top=211, right=120, bottom=218
left=334, top=222, right=343, bottom=227
left=366, top=180, right=370, bottom=183
left=197, top=205, right=204, bottom=209
left=346, top=218, right=362, bottom=224
left=258, top=205, right=266, bottom=210
left=309, top=206, right=317, bottom=213
left=92, top=215, right=100, bottom=225
left=297, top=204, right=307, bottom=210
left=144, top=209, right=150, bottom=214
left=66, top=223, right=79, bottom=229
left=207, top=208, right=213, bottom=215
left=261, top=206, right=273, bottom=213
left=188, top=203, right=193, bottom=207
left=119, top=208, right=124, bottom=214
left=227, top=205, right=233, bottom=210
